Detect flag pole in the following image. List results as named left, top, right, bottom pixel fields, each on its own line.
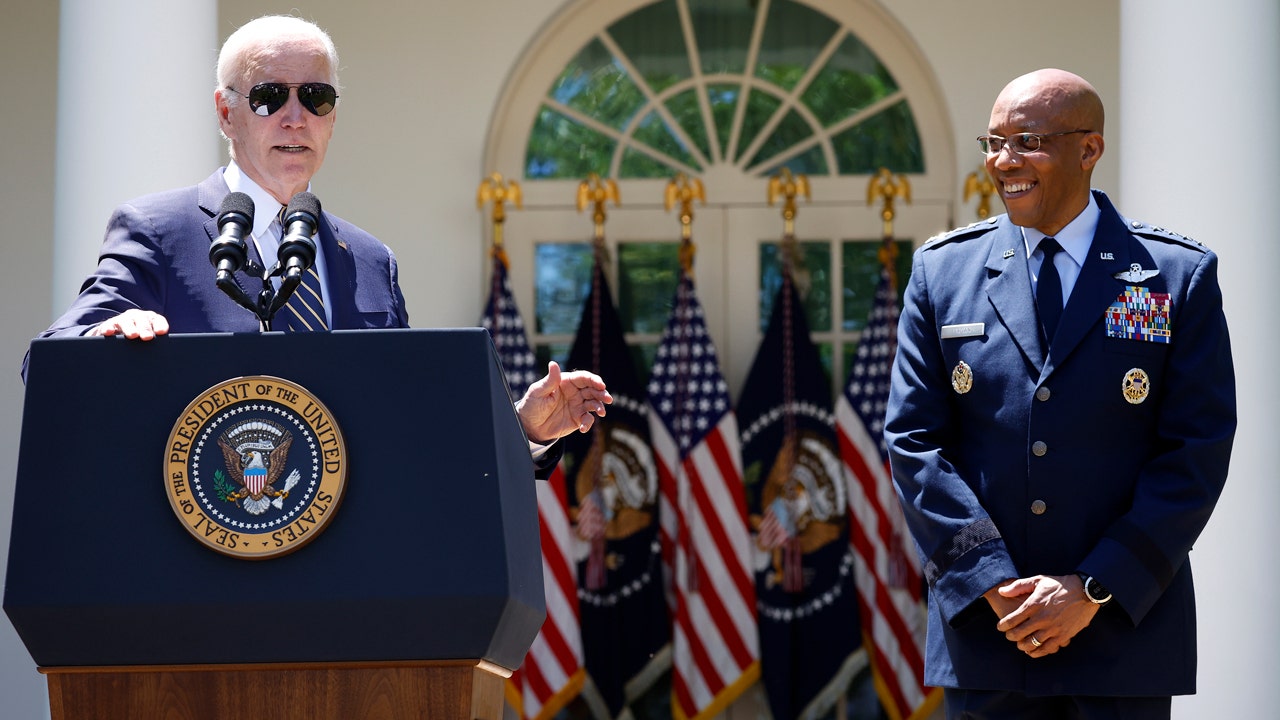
left=663, top=172, right=705, bottom=594
left=766, top=167, right=810, bottom=593
left=664, top=172, right=704, bottom=274
left=867, top=167, right=911, bottom=294
left=963, top=163, right=996, bottom=220
left=575, top=173, right=620, bottom=591
left=477, top=172, right=522, bottom=266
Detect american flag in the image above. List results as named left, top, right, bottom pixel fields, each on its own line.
left=649, top=272, right=759, bottom=720
left=836, top=267, right=939, bottom=720
left=482, top=252, right=585, bottom=720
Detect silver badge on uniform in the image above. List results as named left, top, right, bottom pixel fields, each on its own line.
left=1122, top=367, right=1150, bottom=404
left=952, top=361, right=973, bottom=394
left=1113, top=264, right=1160, bottom=283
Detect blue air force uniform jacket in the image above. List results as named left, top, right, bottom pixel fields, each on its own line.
left=884, top=190, right=1235, bottom=696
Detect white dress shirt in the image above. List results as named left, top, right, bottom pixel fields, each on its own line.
left=222, top=163, right=332, bottom=326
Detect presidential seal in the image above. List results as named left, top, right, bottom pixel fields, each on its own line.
left=164, top=376, right=347, bottom=559
left=1122, top=367, right=1151, bottom=405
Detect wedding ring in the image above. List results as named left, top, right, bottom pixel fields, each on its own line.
left=1030, top=636, right=1043, bottom=648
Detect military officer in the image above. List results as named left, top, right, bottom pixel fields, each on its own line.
left=884, top=68, right=1235, bottom=719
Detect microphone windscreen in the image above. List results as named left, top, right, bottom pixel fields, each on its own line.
left=219, top=191, right=256, bottom=223
left=285, top=191, right=322, bottom=222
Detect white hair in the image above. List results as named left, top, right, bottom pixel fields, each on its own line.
left=214, top=15, right=340, bottom=146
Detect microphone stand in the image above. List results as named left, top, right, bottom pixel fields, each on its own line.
left=213, top=191, right=321, bottom=332
left=214, top=260, right=297, bottom=332
left=264, top=264, right=304, bottom=331
left=214, top=271, right=261, bottom=320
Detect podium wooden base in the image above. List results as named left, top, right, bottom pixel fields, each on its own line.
left=41, top=659, right=510, bottom=720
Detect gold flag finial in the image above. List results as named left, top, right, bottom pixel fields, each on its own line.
left=665, top=174, right=705, bottom=276
left=477, top=172, right=522, bottom=263
left=577, top=173, right=620, bottom=245
left=963, top=164, right=996, bottom=220
left=767, top=167, right=810, bottom=239
left=867, top=167, right=911, bottom=239
left=767, top=168, right=811, bottom=293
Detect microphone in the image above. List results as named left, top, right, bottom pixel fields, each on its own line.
left=267, top=191, right=322, bottom=323
left=209, top=192, right=254, bottom=280
left=210, top=192, right=262, bottom=320
left=278, top=191, right=321, bottom=282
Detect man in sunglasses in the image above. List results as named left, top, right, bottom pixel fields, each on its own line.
left=884, top=69, right=1235, bottom=719
left=29, top=15, right=610, bottom=459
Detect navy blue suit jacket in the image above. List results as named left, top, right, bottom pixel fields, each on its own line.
left=884, top=191, right=1235, bottom=696
left=30, top=170, right=562, bottom=477
left=39, top=169, right=409, bottom=338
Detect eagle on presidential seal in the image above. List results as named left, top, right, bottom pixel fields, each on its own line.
left=217, top=420, right=301, bottom=516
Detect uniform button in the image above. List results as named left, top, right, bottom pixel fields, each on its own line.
left=1036, top=386, right=1051, bottom=402
left=1031, top=500, right=1047, bottom=515
left=1032, top=441, right=1048, bottom=456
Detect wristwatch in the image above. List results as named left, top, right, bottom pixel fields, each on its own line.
left=1076, top=572, right=1112, bottom=605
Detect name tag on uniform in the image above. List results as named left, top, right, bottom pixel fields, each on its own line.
left=941, top=323, right=985, bottom=339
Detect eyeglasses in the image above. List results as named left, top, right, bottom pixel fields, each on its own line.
left=225, top=82, right=339, bottom=117
left=977, top=130, right=1092, bottom=155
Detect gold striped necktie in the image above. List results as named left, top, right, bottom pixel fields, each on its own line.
left=275, top=206, right=328, bottom=332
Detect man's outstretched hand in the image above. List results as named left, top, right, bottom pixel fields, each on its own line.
left=515, top=361, right=612, bottom=443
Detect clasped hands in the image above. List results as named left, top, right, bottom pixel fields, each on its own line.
left=984, top=574, right=1100, bottom=659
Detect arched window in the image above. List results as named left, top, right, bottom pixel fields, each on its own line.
left=525, top=0, right=923, bottom=180
left=486, top=0, right=954, bottom=399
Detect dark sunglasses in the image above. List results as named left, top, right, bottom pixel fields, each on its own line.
left=226, top=82, right=339, bottom=117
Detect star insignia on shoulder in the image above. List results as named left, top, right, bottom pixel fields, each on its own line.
left=1129, top=219, right=1205, bottom=249
left=924, top=217, right=998, bottom=248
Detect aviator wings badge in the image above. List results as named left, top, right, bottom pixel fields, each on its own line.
left=1113, top=263, right=1160, bottom=283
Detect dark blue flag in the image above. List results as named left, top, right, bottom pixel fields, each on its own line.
left=562, top=252, right=670, bottom=717
left=738, top=269, right=865, bottom=719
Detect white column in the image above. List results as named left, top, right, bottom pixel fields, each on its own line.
left=53, top=0, right=220, bottom=310
left=1120, top=1, right=1280, bottom=717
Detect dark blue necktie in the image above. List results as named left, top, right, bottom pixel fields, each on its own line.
left=274, top=206, right=328, bottom=332
left=1036, top=238, right=1063, bottom=342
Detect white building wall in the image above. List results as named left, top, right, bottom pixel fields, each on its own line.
left=0, top=3, right=59, bottom=718
left=1119, top=1, right=1280, bottom=718
left=0, top=1, right=1271, bottom=717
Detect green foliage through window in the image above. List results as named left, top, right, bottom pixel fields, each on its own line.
left=525, top=0, right=924, bottom=179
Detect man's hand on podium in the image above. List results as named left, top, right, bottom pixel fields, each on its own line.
left=516, top=361, right=612, bottom=443
left=89, top=309, right=170, bottom=340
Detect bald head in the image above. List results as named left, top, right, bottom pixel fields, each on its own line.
left=985, top=69, right=1106, bottom=236
left=994, top=69, right=1104, bottom=136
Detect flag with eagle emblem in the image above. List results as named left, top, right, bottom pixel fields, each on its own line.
left=737, top=268, right=865, bottom=719
left=561, top=251, right=670, bottom=716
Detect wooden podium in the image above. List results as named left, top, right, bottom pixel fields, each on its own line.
left=42, top=660, right=508, bottom=720
left=5, top=329, right=545, bottom=720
